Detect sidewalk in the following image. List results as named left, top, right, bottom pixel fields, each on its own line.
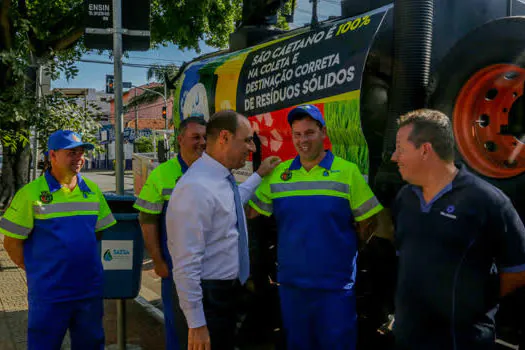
left=0, top=238, right=165, bottom=350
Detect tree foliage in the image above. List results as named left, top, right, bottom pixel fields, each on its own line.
left=134, top=136, right=154, bottom=153
left=151, top=0, right=243, bottom=50
left=36, top=94, right=103, bottom=155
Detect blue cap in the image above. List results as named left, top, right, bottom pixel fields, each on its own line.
left=287, top=104, right=325, bottom=126
left=47, top=130, right=94, bottom=152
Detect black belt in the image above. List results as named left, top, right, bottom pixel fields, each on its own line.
left=201, top=279, right=240, bottom=287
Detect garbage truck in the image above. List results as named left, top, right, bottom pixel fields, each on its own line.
left=162, top=0, right=525, bottom=347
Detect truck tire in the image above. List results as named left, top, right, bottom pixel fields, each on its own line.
left=430, top=17, right=525, bottom=209
left=430, top=18, right=525, bottom=347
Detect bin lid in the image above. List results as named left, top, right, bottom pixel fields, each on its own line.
left=103, top=193, right=137, bottom=202
left=103, top=193, right=138, bottom=214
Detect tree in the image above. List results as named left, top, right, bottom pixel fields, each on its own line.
left=0, top=0, right=292, bottom=208
left=134, top=136, right=154, bottom=153
left=36, top=94, right=103, bottom=154
left=0, top=0, right=83, bottom=206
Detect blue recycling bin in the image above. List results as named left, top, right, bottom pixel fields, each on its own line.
left=98, top=194, right=144, bottom=299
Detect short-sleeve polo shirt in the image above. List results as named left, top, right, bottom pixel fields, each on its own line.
left=0, top=171, right=116, bottom=303
left=393, top=165, right=525, bottom=348
left=249, top=151, right=383, bottom=290
left=134, top=153, right=188, bottom=215
left=133, top=154, right=188, bottom=271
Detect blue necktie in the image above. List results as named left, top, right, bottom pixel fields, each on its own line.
left=227, top=174, right=250, bottom=284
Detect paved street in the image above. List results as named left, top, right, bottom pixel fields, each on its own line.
left=83, top=170, right=135, bottom=194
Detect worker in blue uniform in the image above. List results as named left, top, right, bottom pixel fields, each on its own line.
left=133, top=116, right=206, bottom=349
left=248, top=105, right=384, bottom=350
left=0, top=130, right=116, bottom=350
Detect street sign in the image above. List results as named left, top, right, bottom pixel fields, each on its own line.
left=86, top=0, right=112, bottom=27
left=97, top=126, right=152, bottom=144
left=84, top=0, right=151, bottom=51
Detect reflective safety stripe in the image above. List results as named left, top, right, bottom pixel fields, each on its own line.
left=0, top=218, right=31, bottom=237
left=270, top=181, right=349, bottom=195
left=96, top=214, right=116, bottom=230
left=250, top=195, right=273, bottom=214
left=33, top=202, right=99, bottom=215
left=353, top=196, right=380, bottom=218
left=162, top=188, right=174, bottom=197
left=135, top=198, right=163, bottom=212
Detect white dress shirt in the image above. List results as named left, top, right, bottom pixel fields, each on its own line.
left=165, top=152, right=262, bottom=328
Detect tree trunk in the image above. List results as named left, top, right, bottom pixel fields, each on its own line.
left=0, top=137, right=32, bottom=209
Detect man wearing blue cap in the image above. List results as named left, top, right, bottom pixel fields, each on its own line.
left=0, top=130, right=116, bottom=350
left=248, top=105, right=384, bottom=350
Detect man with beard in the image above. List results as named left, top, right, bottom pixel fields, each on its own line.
left=247, top=104, right=384, bottom=350
left=166, top=110, right=281, bottom=350
left=0, top=130, right=116, bottom=349
left=133, top=116, right=206, bottom=349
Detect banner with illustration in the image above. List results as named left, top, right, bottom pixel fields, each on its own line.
left=176, top=5, right=390, bottom=178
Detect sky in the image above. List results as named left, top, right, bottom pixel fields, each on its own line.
left=51, top=0, right=341, bottom=91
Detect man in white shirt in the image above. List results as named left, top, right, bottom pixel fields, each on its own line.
left=166, top=110, right=280, bottom=350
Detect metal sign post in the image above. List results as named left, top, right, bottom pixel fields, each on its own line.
left=112, top=0, right=126, bottom=349
left=113, top=0, right=124, bottom=197
left=85, top=2, right=150, bottom=348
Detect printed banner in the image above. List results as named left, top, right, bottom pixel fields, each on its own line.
left=236, top=11, right=383, bottom=115
left=176, top=5, right=390, bottom=175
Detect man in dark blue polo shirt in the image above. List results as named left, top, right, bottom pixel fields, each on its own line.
left=390, top=109, right=525, bottom=349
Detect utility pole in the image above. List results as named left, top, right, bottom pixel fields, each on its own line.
left=113, top=0, right=124, bottom=196
left=32, top=65, right=42, bottom=180
left=163, top=77, right=169, bottom=157
left=134, top=88, right=138, bottom=152
left=112, top=0, right=126, bottom=349
left=311, top=0, right=319, bottom=27
left=164, top=75, right=168, bottom=130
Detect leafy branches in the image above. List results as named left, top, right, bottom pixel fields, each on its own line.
left=36, top=93, right=103, bottom=154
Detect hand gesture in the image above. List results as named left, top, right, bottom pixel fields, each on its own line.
left=256, top=156, right=281, bottom=177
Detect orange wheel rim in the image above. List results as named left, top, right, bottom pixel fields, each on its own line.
left=454, top=64, right=525, bottom=178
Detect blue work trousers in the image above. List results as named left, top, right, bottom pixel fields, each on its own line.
left=279, top=285, right=357, bottom=350
left=162, top=277, right=181, bottom=350
left=28, top=297, right=104, bottom=350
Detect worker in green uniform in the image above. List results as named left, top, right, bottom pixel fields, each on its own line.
left=0, top=130, right=116, bottom=350
left=248, top=105, right=383, bottom=350
left=133, top=116, right=206, bottom=349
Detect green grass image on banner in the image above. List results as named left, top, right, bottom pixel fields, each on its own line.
left=325, top=98, right=369, bottom=175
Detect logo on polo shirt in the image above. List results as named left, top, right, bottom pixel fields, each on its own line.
left=440, top=205, right=457, bottom=219
left=281, top=170, right=292, bottom=181
left=40, top=191, right=53, bottom=204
